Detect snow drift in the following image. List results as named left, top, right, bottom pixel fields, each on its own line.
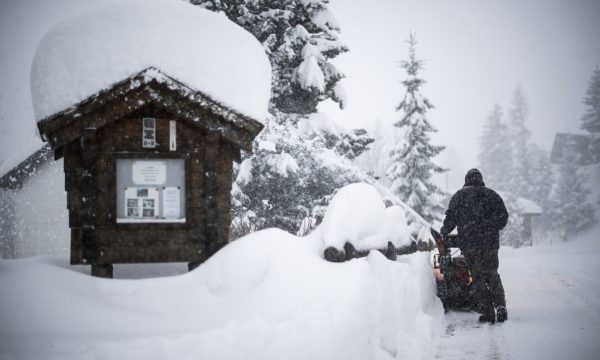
left=30, top=0, right=271, bottom=123
left=0, top=183, right=443, bottom=359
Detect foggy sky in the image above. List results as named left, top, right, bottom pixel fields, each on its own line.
left=320, top=0, right=600, bottom=190
left=1, top=0, right=599, bottom=190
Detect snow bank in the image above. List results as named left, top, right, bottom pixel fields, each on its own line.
left=30, top=0, right=271, bottom=122
left=317, top=183, right=411, bottom=251
left=0, top=228, right=442, bottom=359
left=0, top=182, right=441, bottom=359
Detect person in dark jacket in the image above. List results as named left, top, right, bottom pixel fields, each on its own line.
left=440, top=168, right=509, bottom=323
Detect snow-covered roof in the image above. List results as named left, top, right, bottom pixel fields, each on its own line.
left=0, top=139, right=45, bottom=180
left=515, top=197, right=542, bottom=215
left=37, top=67, right=264, bottom=153
left=30, top=0, right=271, bottom=124
left=442, top=191, right=543, bottom=216
left=495, top=191, right=542, bottom=215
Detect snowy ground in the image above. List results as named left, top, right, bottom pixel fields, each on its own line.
left=1, top=181, right=598, bottom=360
left=433, top=226, right=600, bottom=360
left=0, top=229, right=441, bottom=360
left=1, top=224, right=599, bottom=360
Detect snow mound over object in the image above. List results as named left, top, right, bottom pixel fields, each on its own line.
left=317, top=183, right=411, bottom=250
left=30, top=0, right=271, bottom=122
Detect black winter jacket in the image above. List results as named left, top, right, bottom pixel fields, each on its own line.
left=441, top=178, right=509, bottom=249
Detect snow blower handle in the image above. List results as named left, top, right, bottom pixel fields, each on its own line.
left=430, top=228, right=452, bottom=274
left=430, top=228, right=447, bottom=254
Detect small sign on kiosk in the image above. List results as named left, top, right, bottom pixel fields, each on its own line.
left=163, top=187, right=181, bottom=218
left=132, top=160, right=166, bottom=185
left=142, top=118, right=156, bottom=148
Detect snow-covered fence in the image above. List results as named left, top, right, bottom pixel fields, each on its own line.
left=316, top=183, right=435, bottom=262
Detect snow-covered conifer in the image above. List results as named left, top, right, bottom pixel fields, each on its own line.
left=193, top=0, right=374, bottom=235
left=386, top=33, right=446, bottom=223
left=500, top=193, right=525, bottom=248
left=506, top=86, right=534, bottom=198
left=478, top=104, right=512, bottom=191
left=195, top=0, right=348, bottom=114
left=581, top=66, right=600, bottom=133
left=548, top=141, right=596, bottom=238
left=233, top=113, right=369, bottom=233
left=526, top=144, right=554, bottom=227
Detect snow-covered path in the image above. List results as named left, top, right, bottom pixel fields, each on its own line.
left=434, top=312, right=509, bottom=360
left=433, top=228, right=600, bottom=360
left=1, top=226, right=599, bottom=359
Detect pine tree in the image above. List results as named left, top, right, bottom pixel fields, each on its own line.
left=233, top=113, right=370, bottom=233
left=527, top=144, right=554, bottom=227
left=386, top=33, right=446, bottom=223
left=548, top=141, right=596, bottom=238
left=195, top=0, right=348, bottom=114
left=500, top=193, right=525, bottom=248
left=506, top=86, right=533, bottom=198
left=479, top=95, right=553, bottom=247
left=193, top=0, right=373, bottom=235
left=478, top=104, right=512, bottom=191
left=581, top=65, right=600, bottom=133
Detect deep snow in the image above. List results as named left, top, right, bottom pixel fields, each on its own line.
left=1, top=183, right=442, bottom=360
left=30, top=0, right=271, bottom=123
left=1, top=184, right=600, bottom=359
left=0, top=231, right=441, bottom=360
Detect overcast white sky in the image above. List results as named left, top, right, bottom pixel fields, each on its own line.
left=1, top=0, right=599, bottom=189
left=320, top=0, right=600, bottom=189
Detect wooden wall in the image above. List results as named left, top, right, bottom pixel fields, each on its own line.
left=65, top=107, right=236, bottom=269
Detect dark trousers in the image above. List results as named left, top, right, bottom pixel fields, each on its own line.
left=463, top=248, right=506, bottom=315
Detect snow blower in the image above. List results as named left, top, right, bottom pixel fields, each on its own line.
left=430, top=228, right=476, bottom=311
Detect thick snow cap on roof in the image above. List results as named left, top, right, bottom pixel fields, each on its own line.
left=30, top=0, right=271, bottom=123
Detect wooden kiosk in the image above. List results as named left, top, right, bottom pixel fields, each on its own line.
left=37, top=68, right=263, bottom=278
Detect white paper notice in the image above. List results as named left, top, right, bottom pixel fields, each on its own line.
left=132, top=160, right=166, bottom=185
left=163, top=187, right=181, bottom=218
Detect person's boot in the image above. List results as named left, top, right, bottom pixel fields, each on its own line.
left=479, top=313, right=495, bottom=324
left=496, top=306, right=508, bottom=322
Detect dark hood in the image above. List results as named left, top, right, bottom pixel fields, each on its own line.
left=464, top=168, right=485, bottom=187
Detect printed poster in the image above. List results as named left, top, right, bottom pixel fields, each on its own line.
left=163, top=187, right=181, bottom=218
left=125, top=187, right=159, bottom=218
left=132, top=160, right=166, bottom=185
